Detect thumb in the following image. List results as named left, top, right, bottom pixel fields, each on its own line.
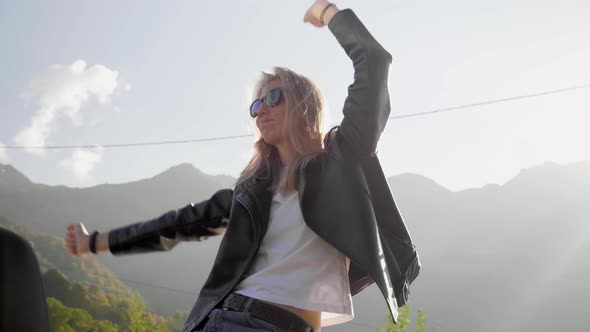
left=78, top=222, right=89, bottom=236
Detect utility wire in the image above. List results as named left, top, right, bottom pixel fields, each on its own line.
left=388, top=82, right=590, bottom=120
left=51, top=265, right=197, bottom=298
left=3, top=83, right=589, bottom=150
left=117, top=277, right=198, bottom=298
left=2, top=134, right=254, bottom=150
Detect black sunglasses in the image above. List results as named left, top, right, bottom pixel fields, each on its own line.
left=249, top=87, right=283, bottom=118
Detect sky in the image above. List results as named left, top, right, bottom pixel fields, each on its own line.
left=1, top=0, right=589, bottom=191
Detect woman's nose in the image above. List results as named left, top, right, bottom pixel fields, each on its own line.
left=257, top=103, right=269, bottom=116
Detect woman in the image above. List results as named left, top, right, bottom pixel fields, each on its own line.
left=65, top=1, right=420, bottom=331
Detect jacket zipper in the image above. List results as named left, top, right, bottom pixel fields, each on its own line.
left=206, top=191, right=262, bottom=314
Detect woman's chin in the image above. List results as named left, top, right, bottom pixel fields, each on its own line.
left=261, top=135, right=277, bottom=146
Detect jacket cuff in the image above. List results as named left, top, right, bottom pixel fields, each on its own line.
left=327, top=7, right=350, bottom=31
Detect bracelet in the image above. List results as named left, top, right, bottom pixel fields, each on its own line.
left=320, top=2, right=335, bottom=26
left=89, top=231, right=99, bottom=254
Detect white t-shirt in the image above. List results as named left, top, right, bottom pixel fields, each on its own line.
left=234, top=190, right=354, bottom=327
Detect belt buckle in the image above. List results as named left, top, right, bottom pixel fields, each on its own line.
left=225, top=293, right=250, bottom=312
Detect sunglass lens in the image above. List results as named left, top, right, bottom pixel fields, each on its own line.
left=250, top=99, right=262, bottom=118
left=269, top=88, right=282, bottom=106
left=250, top=88, right=282, bottom=117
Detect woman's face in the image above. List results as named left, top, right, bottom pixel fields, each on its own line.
left=255, top=79, right=287, bottom=147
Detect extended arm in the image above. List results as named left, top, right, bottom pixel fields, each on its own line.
left=65, top=189, right=233, bottom=256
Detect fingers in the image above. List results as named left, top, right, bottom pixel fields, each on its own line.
left=64, top=223, right=83, bottom=256
left=303, top=7, right=312, bottom=23
left=64, top=224, right=77, bottom=255
left=65, top=238, right=76, bottom=255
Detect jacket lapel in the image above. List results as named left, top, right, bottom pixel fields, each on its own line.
left=244, top=176, right=273, bottom=240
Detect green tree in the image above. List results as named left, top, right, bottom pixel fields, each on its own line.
left=415, top=309, right=426, bottom=332
left=155, top=321, right=171, bottom=332
left=47, top=297, right=118, bottom=332
left=378, top=306, right=437, bottom=332
left=5, top=219, right=170, bottom=331
left=112, top=294, right=158, bottom=332
left=378, top=305, right=411, bottom=332
left=44, top=270, right=170, bottom=331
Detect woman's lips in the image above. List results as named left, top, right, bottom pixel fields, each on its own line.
left=259, top=119, right=273, bottom=125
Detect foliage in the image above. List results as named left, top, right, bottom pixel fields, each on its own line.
left=378, top=305, right=411, bottom=332
left=415, top=309, right=426, bottom=332
left=1, top=217, right=133, bottom=297
left=43, top=268, right=170, bottom=331
left=378, top=306, right=439, bottom=332
left=2, top=217, right=178, bottom=331
left=47, top=297, right=118, bottom=332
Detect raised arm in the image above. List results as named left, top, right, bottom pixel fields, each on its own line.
left=306, top=2, right=393, bottom=157
left=332, top=9, right=392, bottom=156
left=65, top=188, right=233, bottom=256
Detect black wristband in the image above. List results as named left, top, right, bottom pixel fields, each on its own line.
left=89, top=231, right=99, bottom=254
left=320, top=2, right=335, bottom=25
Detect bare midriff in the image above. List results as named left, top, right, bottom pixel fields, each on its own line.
left=265, top=300, right=322, bottom=332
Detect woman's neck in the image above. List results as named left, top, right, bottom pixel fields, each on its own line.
left=276, top=144, right=296, bottom=167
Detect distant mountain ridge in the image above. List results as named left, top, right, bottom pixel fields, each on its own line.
left=1, top=160, right=589, bottom=332
left=0, top=162, right=235, bottom=236
left=0, top=163, right=32, bottom=188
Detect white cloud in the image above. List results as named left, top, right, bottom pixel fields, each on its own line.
left=59, top=147, right=104, bottom=181
left=0, top=142, right=8, bottom=163
left=14, top=59, right=129, bottom=156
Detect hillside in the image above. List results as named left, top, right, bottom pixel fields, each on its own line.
left=1, top=161, right=589, bottom=332
left=0, top=217, right=185, bottom=331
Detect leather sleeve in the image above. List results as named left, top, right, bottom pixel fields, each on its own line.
left=328, top=9, right=393, bottom=157
left=108, top=188, right=233, bottom=255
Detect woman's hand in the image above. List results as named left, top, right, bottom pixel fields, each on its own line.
left=65, top=223, right=90, bottom=256
left=303, top=0, right=339, bottom=27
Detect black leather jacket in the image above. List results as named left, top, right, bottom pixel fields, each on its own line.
left=108, top=9, right=420, bottom=332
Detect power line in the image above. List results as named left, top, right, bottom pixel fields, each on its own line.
left=52, top=265, right=197, bottom=297
left=388, top=82, right=590, bottom=120
left=4, top=82, right=589, bottom=150
left=117, top=277, right=197, bottom=298
left=2, top=134, right=254, bottom=150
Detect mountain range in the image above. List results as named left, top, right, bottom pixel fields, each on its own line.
left=1, top=161, right=589, bottom=332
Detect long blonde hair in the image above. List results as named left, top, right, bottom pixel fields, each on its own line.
left=235, top=67, right=327, bottom=194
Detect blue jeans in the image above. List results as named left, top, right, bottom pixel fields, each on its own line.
left=198, top=308, right=285, bottom=331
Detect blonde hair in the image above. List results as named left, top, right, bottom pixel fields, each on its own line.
left=235, top=67, right=327, bottom=194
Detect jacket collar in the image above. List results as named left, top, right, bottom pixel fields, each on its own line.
left=241, top=175, right=273, bottom=236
